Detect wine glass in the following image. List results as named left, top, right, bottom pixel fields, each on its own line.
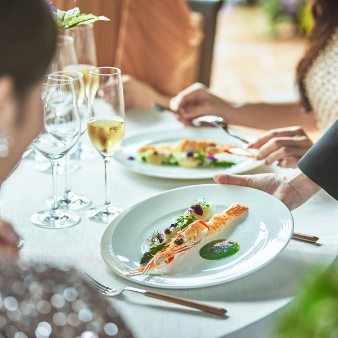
left=31, top=75, right=81, bottom=228
left=48, top=35, right=78, bottom=72
left=67, top=23, right=97, bottom=67
left=64, top=23, right=98, bottom=161
left=85, top=67, right=125, bottom=223
left=46, top=71, right=91, bottom=210
left=36, top=36, right=80, bottom=174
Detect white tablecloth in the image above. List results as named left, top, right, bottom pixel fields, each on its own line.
left=2, top=109, right=338, bottom=338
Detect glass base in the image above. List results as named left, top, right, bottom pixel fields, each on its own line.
left=46, top=192, right=92, bottom=210
left=31, top=209, right=80, bottom=228
left=70, top=142, right=98, bottom=161
left=85, top=204, right=124, bottom=223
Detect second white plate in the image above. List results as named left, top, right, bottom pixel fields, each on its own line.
left=113, top=127, right=263, bottom=179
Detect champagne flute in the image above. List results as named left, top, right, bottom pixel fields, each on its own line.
left=67, top=23, right=97, bottom=67
left=85, top=67, right=125, bottom=223
left=64, top=23, right=98, bottom=161
left=31, top=75, right=81, bottom=228
left=46, top=71, right=91, bottom=210
left=37, top=36, right=80, bottom=174
left=48, top=35, right=78, bottom=72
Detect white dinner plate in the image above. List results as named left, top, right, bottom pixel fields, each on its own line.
left=113, top=127, right=263, bottom=179
left=101, top=184, right=293, bottom=289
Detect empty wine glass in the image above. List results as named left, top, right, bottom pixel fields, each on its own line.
left=31, top=75, right=81, bottom=228
left=46, top=71, right=91, bottom=210
left=85, top=67, right=125, bottom=223
left=36, top=36, right=80, bottom=174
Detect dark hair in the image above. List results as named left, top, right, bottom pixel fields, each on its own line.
left=0, top=0, right=57, bottom=99
left=297, top=0, right=338, bottom=112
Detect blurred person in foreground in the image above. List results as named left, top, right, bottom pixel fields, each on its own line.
left=52, top=0, right=203, bottom=110
left=0, top=1, right=133, bottom=336
left=171, top=0, right=338, bottom=169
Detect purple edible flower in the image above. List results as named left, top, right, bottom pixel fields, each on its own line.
left=186, top=208, right=193, bottom=214
left=46, top=0, right=57, bottom=13
left=186, top=150, right=194, bottom=157
left=193, top=204, right=203, bottom=216
left=281, top=0, right=300, bottom=15
left=127, top=156, right=135, bottom=160
left=208, top=155, right=218, bottom=162
left=170, top=223, right=178, bottom=228
left=156, top=233, right=164, bottom=243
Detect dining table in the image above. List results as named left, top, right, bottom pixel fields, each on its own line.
left=2, top=108, right=338, bottom=338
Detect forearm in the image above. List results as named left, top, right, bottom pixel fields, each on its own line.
left=222, top=101, right=318, bottom=132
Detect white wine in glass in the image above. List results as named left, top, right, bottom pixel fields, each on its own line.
left=86, top=67, right=125, bottom=223
left=63, top=64, right=96, bottom=97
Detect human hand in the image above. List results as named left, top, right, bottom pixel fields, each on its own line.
left=248, top=126, right=313, bottom=168
left=214, top=169, right=321, bottom=210
left=170, top=83, right=228, bottom=125
left=0, top=219, right=20, bottom=260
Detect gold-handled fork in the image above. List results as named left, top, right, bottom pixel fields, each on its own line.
left=85, top=273, right=227, bottom=316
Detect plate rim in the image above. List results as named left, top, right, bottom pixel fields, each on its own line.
left=101, top=184, right=294, bottom=289
left=113, top=127, right=264, bottom=179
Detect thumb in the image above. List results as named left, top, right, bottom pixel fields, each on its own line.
left=213, top=173, right=251, bottom=187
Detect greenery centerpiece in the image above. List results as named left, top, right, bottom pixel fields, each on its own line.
left=46, top=1, right=109, bottom=30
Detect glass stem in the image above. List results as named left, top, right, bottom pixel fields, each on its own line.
left=64, top=153, right=71, bottom=200
left=51, top=160, right=59, bottom=216
left=103, top=156, right=111, bottom=212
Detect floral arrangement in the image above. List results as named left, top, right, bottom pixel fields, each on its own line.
left=258, top=0, right=313, bottom=37
left=46, top=1, right=109, bottom=30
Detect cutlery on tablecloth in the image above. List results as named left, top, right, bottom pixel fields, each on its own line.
left=292, top=232, right=319, bottom=243
left=85, top=273, right=227, bottom=316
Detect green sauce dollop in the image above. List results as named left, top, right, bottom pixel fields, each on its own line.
left=199, top=239, right=240, bottom=260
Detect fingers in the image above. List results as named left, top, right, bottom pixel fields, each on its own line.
left=170, top=83, right=206, bottom=112
left=0, top=220, right=20, bottom=260
left=249, top=126, right=307, bottom=149
left=214, top=173, right=253, bottom=187
left=277, top=156, right=302, bottom=168
left=255, top=135, right=313, bottom=167
left=0, top=219, right=20, bottom=245
left=213, top=172, right=280, bottom=199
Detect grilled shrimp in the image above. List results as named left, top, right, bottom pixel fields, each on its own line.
left=206, top=204, right=248, bottom=236
left=136, top=204, right=248, bottom=275
left=137, top=220, right=209, bottom=275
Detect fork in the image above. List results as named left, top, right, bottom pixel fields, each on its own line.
left=85, top=273, right=227, bottom=316
left=192, top=116, right=250, bottom=144
left=152, top=102, right=249, bottom=145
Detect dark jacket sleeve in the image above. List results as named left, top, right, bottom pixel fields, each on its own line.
left=298, top=119, right=338, bottom=200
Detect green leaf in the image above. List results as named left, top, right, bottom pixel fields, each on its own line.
left=56, top=7, right=109, bottom=30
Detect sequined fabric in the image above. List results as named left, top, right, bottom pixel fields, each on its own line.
left=304, top=28, right=338, bottom=131
left=0, top=260, right=133, bottom=338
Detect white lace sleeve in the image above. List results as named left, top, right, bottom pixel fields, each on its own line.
left=304, top=28, right=338, bottom=131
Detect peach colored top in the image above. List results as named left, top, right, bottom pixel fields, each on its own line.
left=52, top=0, right=202, bottom=96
